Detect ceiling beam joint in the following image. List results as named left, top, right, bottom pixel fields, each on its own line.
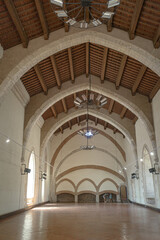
left=101, top=48, right=108, bottom=83
left=86, top=43, right=89, bottom=78
left=34, top=0, right=49, bottom=40
left=108, top=100, right=114, bottom=114
left=132, top=65, right=147, bottom=95
left=50, top=55, right=61, bottom=89
left=129, top=0, right=144, bottom=40
left=68, top=48, right=75, bottom=83
left=62, top=98, right=68, bottom=113
left=116, top=55, right=127, bottom=89
left=4, top=0, right=29, bottom=48
left=34, top=65, right=47, bottom=95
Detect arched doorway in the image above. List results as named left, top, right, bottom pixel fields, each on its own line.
left=120, top=185, right=127, bottom=202
left=26, top=151, right=36, bottom=205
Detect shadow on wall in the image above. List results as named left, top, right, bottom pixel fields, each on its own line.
left=57, top=193, right=75, bottom=203
left=78, top=193, right=96, bottom=203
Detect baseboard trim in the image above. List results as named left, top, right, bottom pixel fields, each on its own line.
left=129, top=200, right=160, bottom=212
left=0, top=201, right=49, bottom=220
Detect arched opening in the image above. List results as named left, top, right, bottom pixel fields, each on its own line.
left=27, top=151, right=36, bottom=205
left=142, top=147, right=155, bottom=205
left=120, top=185, right=127, bottom=203
left=78, top=193, right=96, bottom=203
left=57, top=193, right=75, bottom=203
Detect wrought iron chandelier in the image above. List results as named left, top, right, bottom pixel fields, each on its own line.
left=50, top=0, right=120, bottom=28
left=78, top=89, right=98, bottom=149
left=74, top=90, right=107, bottom=109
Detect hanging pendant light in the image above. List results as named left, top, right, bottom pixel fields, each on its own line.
left=50, top=0, right=120, bottom=29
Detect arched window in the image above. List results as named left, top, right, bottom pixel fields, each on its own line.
left=142, top=147, right=155, bottom=205
left=27, top=151, right=35, bottom=205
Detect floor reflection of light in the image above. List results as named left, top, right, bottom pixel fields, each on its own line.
left=33, top=207, right=60, bottom=210
left=22, top=213, right=33, bottom=240
left=33, top=205, right=79, bottom=211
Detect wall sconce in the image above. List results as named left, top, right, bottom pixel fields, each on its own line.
left=131, top=172, right=139, bottom=179
left=40, top=171, right=47, bottom=180
left=21, top=164, right=31, bottom=175
left=149, top=163, right=159, bottom=174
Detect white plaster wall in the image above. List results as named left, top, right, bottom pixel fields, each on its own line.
left=152, top=89, right=160, bottom=207
left=56, top=181, right=75, bottom=193
left=53, top=133, right=125, bottom=176
left=129, top=118, right=160, bottom=208
left=57, top=169, right=124, bottom=189
left=50, top=123, right=126, bottom=167
left=77, top=181, right=96, bottom=193
left=0, top=91, right=24, bottom=215
left=99, top=182, right=117, bottom=193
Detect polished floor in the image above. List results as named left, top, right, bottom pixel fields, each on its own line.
left=0, top=203, right=160, bottom=240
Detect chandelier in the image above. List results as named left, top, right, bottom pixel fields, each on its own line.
left=74, top=91, right=107, bottom=108
left=50, top=0, right=120, bottom=29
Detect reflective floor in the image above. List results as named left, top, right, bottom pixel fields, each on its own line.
left=0, top=203, right=160, bottom=240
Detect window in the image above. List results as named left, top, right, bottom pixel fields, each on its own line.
left=27, top=151, right=35, bottom=205
left=142, top=147, right=155, bottom=204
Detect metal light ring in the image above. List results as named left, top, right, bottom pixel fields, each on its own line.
left=50, top=0, right=119, bottom=29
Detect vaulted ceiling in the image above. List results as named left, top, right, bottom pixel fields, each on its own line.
left=1, top=0, right=160, bottom=50
left=1, top=1, right=159, bottom=139
left=21, top=43, right=160, bottom=100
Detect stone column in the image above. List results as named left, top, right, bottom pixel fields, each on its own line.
left=75, top=195, right=78, bottom=203
left=96, top=194, right=99, bottom=203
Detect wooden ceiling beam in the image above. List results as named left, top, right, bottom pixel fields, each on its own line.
left=153, top=25, right=160, bottom=49
left=51, top=106, right=57, bottom=118
left=60, top=126, right=63, bottom=134
left=132, top=65, right=147, bottom=95
left=50, top=55, right=61, bottom=89
left=62, top=98, right=67, bottom=113
left=101, top=48, right=108, bottom=83
left=104, top=122, right=108, bottom=130
left=34, top=65, right=47, bottom=95
left=133, top=116, right=138, bottom=125
left=74, top=93, right=77, bottom=100
left=108, top=99, right=114, bottom=114
left=107, top=7, right=114, bottom=32
left=129, top=0, right=144, bottom=40
left=34, top=0, right=49, bottom=40
left=64, top=0, right=69, bottom=32
left=68, top=48, right=74, bottom=83
left=4, top=0, right=29, bottom=48
left=149, top=80, right=160, bottom=102
left=120, top=107, right=127, bottom=119
left=68, top=121, right=72, bottom=130
left=113, top=128, right=117, bottom=134
left=116, top=55, right=127, bottom=89
left=95, top=118, right=98, bottom=126
left=77, top=117, right=80, bottom=126
left=86, top=43, right=89, bottom=77
left=86, top=7, right=90, bottom=24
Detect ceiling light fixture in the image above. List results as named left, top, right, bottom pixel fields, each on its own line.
left=6, top=139, right=10, bottom=143
left=74, top=92, right=107, bottom=109
left=50, top=0, right=120, bottom=29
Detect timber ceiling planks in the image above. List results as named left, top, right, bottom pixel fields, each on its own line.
left=21, top=43, right=160, bottom=100
left=42, top=90, right=137, bottom=124
left=0, top=0, right=160, bottom=50
left=54, top=114, right=124, bottom=137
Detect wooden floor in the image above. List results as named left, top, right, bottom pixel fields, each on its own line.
left=0, top=203, right=160, bottom=240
